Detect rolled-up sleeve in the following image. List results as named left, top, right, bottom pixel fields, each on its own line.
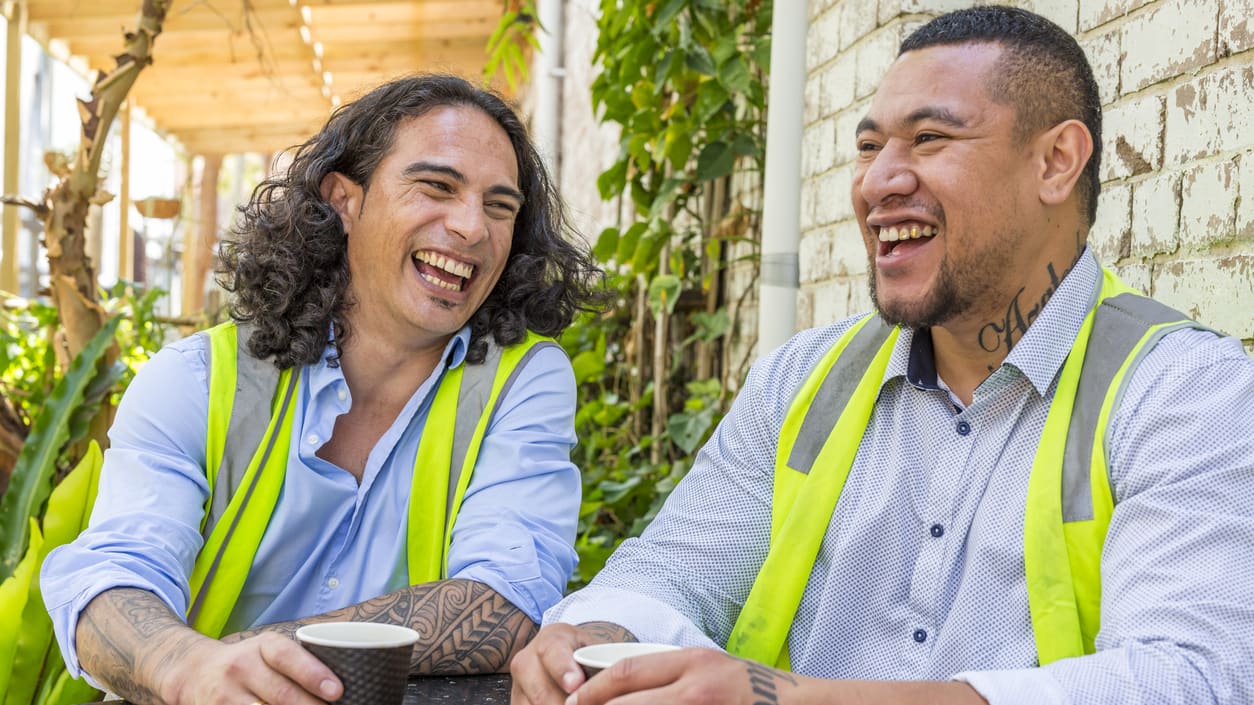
left=445, top=344, right=581, bottom=623
left=40, top=338, right=212, bottom=679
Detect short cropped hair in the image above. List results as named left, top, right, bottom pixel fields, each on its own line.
left=900, top=6, right=1103, bottom=226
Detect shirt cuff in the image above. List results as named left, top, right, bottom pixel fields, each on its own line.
left=544, top=586, right=721, bottom=649
left=954, top=667, right=1069, bottom=705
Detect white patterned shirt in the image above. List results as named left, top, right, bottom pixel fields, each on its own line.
left=547, top=251, right=1254, bottom=705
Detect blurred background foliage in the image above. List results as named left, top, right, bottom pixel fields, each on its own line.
left=558, top=0, right=772, bottom=587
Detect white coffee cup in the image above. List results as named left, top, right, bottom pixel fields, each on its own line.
left=572, top=642, right=681, bottom=676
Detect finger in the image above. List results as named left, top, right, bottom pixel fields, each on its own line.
left=536, top=626, right=586, bottom=694
left=574, top=651, right=689, bottom=705
left=511, top=646, right=574, bottom=705
left=255, top=633, right=343, bottom=703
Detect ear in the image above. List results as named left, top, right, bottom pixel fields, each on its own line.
left=1034, top=119, right=1093, bottom=208
left=320, top=171, right=363, bottom=233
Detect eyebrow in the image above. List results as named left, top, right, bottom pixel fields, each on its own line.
left=855, top=106, right=970, bottom=136
left=404, top=161, right=525, bottom=204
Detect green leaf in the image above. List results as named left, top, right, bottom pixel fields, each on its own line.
left=571, top=350, right=607, bottom=385
left=653, top=50, right=676, bottom=89
left=615, top=222, right=647, bottom=264
left=648, top=274, right=683, bottom=317
left=0, top=520, right=42, bottom=698
left=666, top=407, right=716, bottom=454
left=696, top=79, right=729, bottom=121
left=43, top=441, right=103, bottom=545
left=731, top=132, right=760, bottom=158
left=0, top=315, right=121, bottom=583
left=632, top=225, right=669, bottom=274
left=695, top=140, right=735, bottom=181
left=599, top=476, right=642, bottom=503
left=654, top=0, right=686, bottom=25
left=593, top=227, right=620, bottom=262
left=596, top=159, right=629, bottom=201
left=648, top=178, right=685, bottom=221
left=663, top=123, right=694, bottom=171
left=684, top=46, right=716, bottom=76
left=717, top=55, right=751, bottom=93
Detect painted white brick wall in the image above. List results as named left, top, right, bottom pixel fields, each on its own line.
left=797, top=0, right=1254, bottom=350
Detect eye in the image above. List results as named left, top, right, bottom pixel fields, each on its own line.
left=914, top=132, right=944, bottom=145
left=486, top=201, right=519, bottom=219
left=421, top=179, right=454, bottom=194
left=856, top=139, right=881, bottom=155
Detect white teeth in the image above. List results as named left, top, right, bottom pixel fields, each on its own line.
left=420, top=272, right=462, bottom=291
left=877, top=225, right=936, bottom=242
left=413, top=251, right=474, bottom=279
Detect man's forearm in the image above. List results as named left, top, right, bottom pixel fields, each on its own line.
left=230, top=578, right=536, bottom=674
left=76, top=588, right=210, bottom=705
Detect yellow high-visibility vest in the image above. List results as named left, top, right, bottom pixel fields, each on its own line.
left=184, top=322, right=559, bottom=638
left=726, top=269, right=1206, bottom=669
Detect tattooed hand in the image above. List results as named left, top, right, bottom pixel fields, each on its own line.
left=510, top=622, right=636, bottom=705
left=553, top=647, right=800, bottom=705
left=75, top=588, right=341, bottom=705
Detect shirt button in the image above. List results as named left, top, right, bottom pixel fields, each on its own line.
left=337, top=387, right=347, bottom=401
left=327, top=577, right=340, bottom=589
left=307, top=433, right=319, bottom=445
left=930, top=524, right=944, bottom=538
left=913, top=629, right=928, bottom=643
left=956, top=420, right=971, bottom=435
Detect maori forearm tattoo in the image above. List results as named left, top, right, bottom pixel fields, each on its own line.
left=742, top=658, right=799, bottom=705
left=77, top=588, right=206, bottom=705
left=231, top=578, right=537, bottom=675
left=578, top=621, right=638, bottom=643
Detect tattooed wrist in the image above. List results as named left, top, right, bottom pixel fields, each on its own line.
left=578, top=621, right=638, bottom=644
left=741, top=658, right=799, bottom=705
left=242, top=578, right=535, bottom=675
left=77, top=588, right=205, bottom=705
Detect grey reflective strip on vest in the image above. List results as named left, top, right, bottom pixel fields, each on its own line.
left=1060, top=293, right=1196, bottom=522
left=200, top=324, right=281, bottom=539
left=446, top=339, right=563, bottom=515
left=203, top=325, right=281, bottom=538
left=188, top=365, right=299, bottom=624
left=786, top=316, right=895, bottom=475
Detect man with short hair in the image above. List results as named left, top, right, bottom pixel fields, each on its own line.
left=510, top=7, right=1254, bottom=705
left=42, top=74, right=602, bottom=705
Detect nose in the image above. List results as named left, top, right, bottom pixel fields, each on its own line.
left=445, top=196, right=489, bottom=244
left=857, top=139, right=918, bottom=208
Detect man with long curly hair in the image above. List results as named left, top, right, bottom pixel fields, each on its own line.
left=42, top=74, right=603, bottom=705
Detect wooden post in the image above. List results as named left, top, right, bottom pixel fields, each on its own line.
left=2, top=0, right=24, bottom=294
left=117, top=99, right=132, bottom=281
left=182, top=153, right=220, bottom=314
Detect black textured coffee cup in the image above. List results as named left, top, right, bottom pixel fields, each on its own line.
left=296, top=622, right=420, bottom=705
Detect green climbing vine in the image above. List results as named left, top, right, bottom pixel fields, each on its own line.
left=564, top=0, right=773, bottom=586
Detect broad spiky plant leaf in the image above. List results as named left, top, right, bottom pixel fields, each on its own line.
left=0, top=316, right=120, bottom=583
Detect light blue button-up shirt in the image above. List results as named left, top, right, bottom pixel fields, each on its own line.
left=43, top=326, right=580, bottom=681
left=547, top=252, right=1254, bottom=705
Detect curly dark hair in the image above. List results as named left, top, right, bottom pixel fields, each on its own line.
left=901, top=6, right=1103, bottom=226
left=217, top=73, right=604, bottom=368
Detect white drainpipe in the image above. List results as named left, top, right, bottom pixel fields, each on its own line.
left=534, top=0, right=565, bottom=178
left=757, top=0, right=807, bottom=356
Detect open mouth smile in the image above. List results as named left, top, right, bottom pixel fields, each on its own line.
left=874, top=222, right=937, bottom=257
left=412, top=250, right=475, bottom=292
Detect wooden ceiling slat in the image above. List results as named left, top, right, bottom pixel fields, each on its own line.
left=307, top=0, right=501, bottom=25
left=23, top=0, right=508, bottom=155
left=311, top=19, right=495, bottom=43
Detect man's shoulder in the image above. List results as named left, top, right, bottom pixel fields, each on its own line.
left=750, top=313, right=879, bottom=387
